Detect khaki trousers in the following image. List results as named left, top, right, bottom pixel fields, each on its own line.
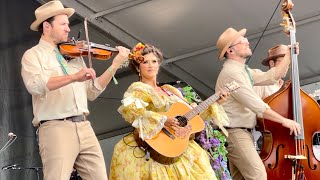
left=226, top=128, right=267, bottom=180
left=38, top=120, right=107, bottom=180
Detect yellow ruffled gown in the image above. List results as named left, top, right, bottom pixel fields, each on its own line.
left=109, top=82, right=229, bottom=180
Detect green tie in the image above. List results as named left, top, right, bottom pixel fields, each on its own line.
left=54, top=48, right=69, bottom=75
left=245, top=65, right=254, bottom=86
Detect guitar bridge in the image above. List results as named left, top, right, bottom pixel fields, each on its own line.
left=162, top=128, right=175, bottom=140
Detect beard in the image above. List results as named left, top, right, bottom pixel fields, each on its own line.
left=241, top=47, right=252, bottom=59
left=59, top=34, right=69, bottom=43
left=51, top=32, right=68, bottom=45
left=235, top=50, right=252, bottom=59
left=242, top=53, right=251, bottom=59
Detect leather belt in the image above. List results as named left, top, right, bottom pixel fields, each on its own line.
left=224, top=127, right=253, bottom=133
left=40, top=115, right=86, bottom=125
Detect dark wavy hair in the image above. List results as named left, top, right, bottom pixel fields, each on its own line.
left=38, top=16, right=55, bottom=35
left=129, top=44, right=164, bottom=76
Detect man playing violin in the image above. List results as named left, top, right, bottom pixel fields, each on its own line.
left=21, top=1, right=130, bottom=180
left=214, top=28, right=301, bottom=180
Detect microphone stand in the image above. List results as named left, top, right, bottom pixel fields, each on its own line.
left=0, top=134, right=17, bottom=154
left=1, top=132, right=42, bottom=179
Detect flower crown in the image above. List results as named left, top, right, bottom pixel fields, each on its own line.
left=129, top=42, right=145, bottom=63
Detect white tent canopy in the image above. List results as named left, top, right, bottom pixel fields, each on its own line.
left=37, top=0, right=320, bottom=172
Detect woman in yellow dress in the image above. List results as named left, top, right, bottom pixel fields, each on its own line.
left=109, top=43, right=230, bottom=180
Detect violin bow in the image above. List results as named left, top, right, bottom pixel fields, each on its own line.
left=84, top=18, right=92, bottom=69
left=84, top=18, right=95, bottom=86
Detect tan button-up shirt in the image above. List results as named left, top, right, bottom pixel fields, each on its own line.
left=215, top=59, right=277, bottom=128
left=253, top=80, right=282, bottom=99
left=21, top=39, right=104, bottom=126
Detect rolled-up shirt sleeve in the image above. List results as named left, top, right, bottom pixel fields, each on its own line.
left=86, top=79, right=105, bottom=101
left=73, top=57, right=104, bottom=101
left=21, top=49, right=50, bottom=96
left=251, top=67, right=277, bottom=86
left=118, top=89, right=167, bottom=140
left=86, top=76, right=105, bottom=101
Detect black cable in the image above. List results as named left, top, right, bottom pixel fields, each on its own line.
left=122, top=131, right=146, bottom=159
left=122, top=132, right=136, bottom=148
left=246, top=0, right=282, bottom=64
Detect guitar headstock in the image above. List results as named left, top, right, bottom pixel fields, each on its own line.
left=225, top=81, right=240, bottom=93
left=280, top=0, right=295, bottom=35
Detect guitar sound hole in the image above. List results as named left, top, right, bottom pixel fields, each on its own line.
left=176, top=116, right=188, bottom=127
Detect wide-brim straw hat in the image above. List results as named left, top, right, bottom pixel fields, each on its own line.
left=216, top=28, right=247, bottom=60
left=261, top=44, right=287, bottom=66
left=30, top=0, right=75, bottom=31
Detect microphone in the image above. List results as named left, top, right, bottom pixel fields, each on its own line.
left=0, top=132, right=17, bottom=154
left=8, top=132, right=16, bottom=139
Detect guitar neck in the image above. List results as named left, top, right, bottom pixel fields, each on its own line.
left=289, top=29, right=304, bottom=140
left=184, top=93, right=220, bottom=121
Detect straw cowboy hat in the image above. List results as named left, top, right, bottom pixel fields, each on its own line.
left=261, top=44, right=287, bottom=66
left=30, top=0, right=75, bottom=31
left=216, top=28, right=247, bottom=60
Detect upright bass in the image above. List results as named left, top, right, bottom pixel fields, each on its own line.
left=257, top=0, right=320, bottom=179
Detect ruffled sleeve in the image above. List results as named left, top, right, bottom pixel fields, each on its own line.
left=200, top=102, right=230, bottom=135
left=118, top=82, right=167, bottom=140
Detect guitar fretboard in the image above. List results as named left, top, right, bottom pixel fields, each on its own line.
left=184, top=93, right=220, bottom=120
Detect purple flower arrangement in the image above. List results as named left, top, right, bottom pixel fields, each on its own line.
left=177, top=84, right=231, bottom=179
left=198, top=120, right=231, bottom=180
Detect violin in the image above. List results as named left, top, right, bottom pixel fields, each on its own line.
left=58, top=18, right=145, bottom=67
left=58, top=40, right=144, bottom=63
left=58, top=40, right=118, bottom=60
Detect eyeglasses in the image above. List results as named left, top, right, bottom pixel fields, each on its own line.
left=229, top=37, right=249, bottom=48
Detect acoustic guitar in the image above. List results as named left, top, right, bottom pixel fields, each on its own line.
left=145, top=81, right=239, bottom=157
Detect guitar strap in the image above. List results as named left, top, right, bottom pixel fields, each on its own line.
left=160, top=86, right=189, bottom=105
